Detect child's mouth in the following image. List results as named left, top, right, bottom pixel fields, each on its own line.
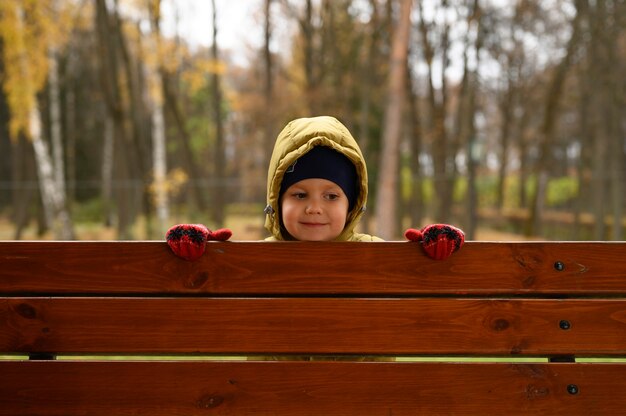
left=301, top=222, right=326, bottom=227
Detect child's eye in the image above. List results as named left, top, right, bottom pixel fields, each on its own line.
left=325, top=193, right=340, bottom=201
left=292, top=192, right=307, bottom=199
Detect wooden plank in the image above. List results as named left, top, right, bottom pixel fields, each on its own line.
left=2, top=241, right=626, bottom=295
left=2, top=360, right=625, bottom=415
left=3, top=298, right=626, bottom=355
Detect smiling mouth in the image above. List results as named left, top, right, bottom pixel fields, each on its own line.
left=300, top=222, right=327, bottom=227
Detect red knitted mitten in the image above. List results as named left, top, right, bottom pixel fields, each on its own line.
left=405, top=224, right=465, bottom=260
left=166, top=224, right=232, bottom=261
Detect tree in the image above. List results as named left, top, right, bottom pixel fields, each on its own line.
left=525, top=0, right=583, bottom=237
left=584, top=0, right=624, bottom=240
left=456, top=0, right=483, bottom=239
left=95, top=0, right=134, bottom=239
left=147, top=0, right=169, bottom=235
left=416, top=0, right=455, bottom=223
left=0, top=0, right=75, bottom=239
left=263, top=0, right=276, bottom=173
left=375, top=0, right=412, bottom=240
left=356, top=0, right=385, bottom=235
left=210, top=0, right=226, bottom=227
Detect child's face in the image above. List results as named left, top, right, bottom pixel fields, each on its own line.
left=280, top=178, right=350, bottom=241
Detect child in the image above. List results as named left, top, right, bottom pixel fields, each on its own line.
left=166, top=116, right=464, bottom=259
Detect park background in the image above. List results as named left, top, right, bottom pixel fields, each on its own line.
left=0, top=0, right=624, bottom=242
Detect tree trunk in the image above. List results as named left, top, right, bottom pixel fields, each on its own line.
left=303, top=0, right=316, bottom=113
left=458, top=0, right=482, bottom=239
left=417, top=0, right=452, bottom=223
left=31, top=106, right=74, bottom=239
left=525, top=1, right=583, bottom=237
left=12, top=134, right=36, bottom=239
left=211, top=0, right=226, bottom=227
left=516, top=92, right=533, bottom=211
left=48, top=47, right=67, bottom=206
left=148, top=0, right=169, bottom=235
left=152, top=96, right=169, bottom=233
left=113, top=4, right=153, bottom=238
left=12, top=3, right=74, bottom=240
left=495, top=7, right=524, bottom=213
left=406, top=53, right=423, bottom=228
left=357, top=0, right=382, bottom=235
left=263, top=0, right=275, bottom=176
left=600, top=1, right=624, bottom=240
left=496, top=83, right=514, bottom=212
left=101, top=115, right=115, bottom=228
left=375, top=0, right=412, bottom=240
left=161, top=74, right=208, bottom=212
left=65, top=83, right=76, bottom=208
left=95, top=0, right=138, bottom=239
left=582, top=0, right=624, bottom=241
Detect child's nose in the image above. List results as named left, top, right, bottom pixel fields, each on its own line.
left=305, top=200, right=323, bottom=214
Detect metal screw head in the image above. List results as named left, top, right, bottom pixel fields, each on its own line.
left=567, top=384, right=579, bottom=395
left=554, top=261, right=565, bottom=271
left=559, top=320, right=571, bottom=330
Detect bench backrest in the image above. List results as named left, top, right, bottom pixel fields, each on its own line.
left=1, top=241, right=626, bottom=415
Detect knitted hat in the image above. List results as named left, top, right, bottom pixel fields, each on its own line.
left=280, top=146, right=358, bottom=210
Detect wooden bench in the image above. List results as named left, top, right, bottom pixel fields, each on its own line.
left=1, top=240, right=626, bottom=415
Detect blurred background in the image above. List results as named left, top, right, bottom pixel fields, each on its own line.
left=0, top=0, right=624, bottom=241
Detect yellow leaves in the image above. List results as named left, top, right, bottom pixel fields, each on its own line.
left=197, top=57, right=227, bottom=75
left=181, top=67, right=207, bottom=94
left=225, top=88, right=243, bottom=112
left=0, top=0, right=75, bottom=141
left=149, top=168, right=189, bottom=201
left=67, top=1, right=94, bottom=34
left=155, top=37, right=182, bottom=73
left=180, top=56, right=227, bottom=95
left=0, top=1, right=45, bottom=139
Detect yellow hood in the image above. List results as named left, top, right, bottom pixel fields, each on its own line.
left=264, top=116, right=369, bottom=241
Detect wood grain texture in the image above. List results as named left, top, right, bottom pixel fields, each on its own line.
left=3, top=297, right=626, bottom=355
left=2, top=241, right=626, bottom=295
left=2, top=241, right=626, bottom=415
left=2, top=360, right=626, bottom=415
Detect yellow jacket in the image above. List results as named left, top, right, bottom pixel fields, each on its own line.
left=264, top=116, right=383, bottom=242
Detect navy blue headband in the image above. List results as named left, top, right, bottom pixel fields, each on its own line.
left=280, top=146, right=358, bottom=210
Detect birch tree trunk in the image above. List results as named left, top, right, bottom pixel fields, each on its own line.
left=12, top=3, right=75, bottom=240
left=375, top=0, right=412, bottom=240
left=148, top=0, right=169, bottom=234
left=152, top=96, right=169, bottom=232
left=30, top=106, right=74, bottom=239
left=48, top=47, right=67, bottom=202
